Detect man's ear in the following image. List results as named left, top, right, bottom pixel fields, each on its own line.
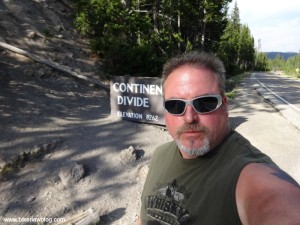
left=222, top=95, right=228, bottom=110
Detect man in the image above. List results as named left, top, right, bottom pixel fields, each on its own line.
left=138, top=51, right=300, bottom=225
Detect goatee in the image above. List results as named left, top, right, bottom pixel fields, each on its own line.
left=176, top=124, right=210, bottom=157
left=176, top=136, right=210, bottom=157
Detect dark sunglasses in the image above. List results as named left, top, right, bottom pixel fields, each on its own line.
left=164, top=95, right=223, bottom=115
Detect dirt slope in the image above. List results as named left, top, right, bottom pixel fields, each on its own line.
left=0, top=1, right=172, bottom=224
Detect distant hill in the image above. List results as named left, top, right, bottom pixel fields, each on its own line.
left=265, top=52, right=298, bottom=60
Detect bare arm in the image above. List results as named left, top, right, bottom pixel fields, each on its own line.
left=136, top=214, right=141, bottom=225
left=236, top=163, right=300, bottom=225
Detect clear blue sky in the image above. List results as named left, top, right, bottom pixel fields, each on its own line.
left=229, top=0, right=300, bottom=53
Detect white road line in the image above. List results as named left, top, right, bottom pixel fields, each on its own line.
left=252, top=73, right=300, bottom=113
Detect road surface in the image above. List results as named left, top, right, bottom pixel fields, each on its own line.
left=252, top=72, right=300, bottom=130
left=229, top=75, right=300, bottom=183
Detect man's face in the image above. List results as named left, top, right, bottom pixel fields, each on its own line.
left=164, top=66, right=229, bottom=159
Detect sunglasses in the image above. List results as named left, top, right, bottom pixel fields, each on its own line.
left=164, top=95, right=223, bottom=115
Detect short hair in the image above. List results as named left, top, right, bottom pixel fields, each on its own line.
left=162, top=51, right=226, bottom=94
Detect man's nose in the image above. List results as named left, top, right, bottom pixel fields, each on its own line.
left=183, top=105, right=199, bottom=123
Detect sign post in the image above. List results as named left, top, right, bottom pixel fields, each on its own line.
left=110, top=76, right=165, bottom=125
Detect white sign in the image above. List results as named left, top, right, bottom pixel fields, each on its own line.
left=110, top=76, right=165, bottom=125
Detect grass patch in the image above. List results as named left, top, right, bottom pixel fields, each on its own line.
left=225, top=72, right=250, bottom=99
left=226, top=89, right=238, bottom=100
left=275, top=71, right=300, bottom=80
left=1, top=165, right=17, bottom=175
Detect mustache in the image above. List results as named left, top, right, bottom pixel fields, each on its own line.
left=176, top=124, right=209, bottom=136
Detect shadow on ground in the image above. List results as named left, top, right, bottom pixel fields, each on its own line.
left=0, top=53, right=156, bottom=223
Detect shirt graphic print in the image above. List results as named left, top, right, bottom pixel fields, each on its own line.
left=145, top=179, right=192, bottom=225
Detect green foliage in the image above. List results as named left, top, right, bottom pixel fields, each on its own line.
left=218, top=18, right=241, bottom=76
left=217, top=2, right=255, bottom=77
left=72, top=0, right=232, bottom=77
left=254, top=52, right=270, bottom=71
left=239, top=25, right=255, bottom=69
left=225, top=72, right=249, bottom=99
left=270, top=53, right=285, bottom=71
left=91, top=37, right=166, bottom=76
left=269, top=53, right=300, bottom=78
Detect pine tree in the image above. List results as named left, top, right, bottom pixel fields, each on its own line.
left=218, top=1, right=241, bottom=75
left=72, top=0, right=232, bottom=77
left=218, top=1, right=255, bottom=75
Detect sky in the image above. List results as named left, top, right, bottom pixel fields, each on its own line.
left=229, top=0, right=300, bottom=53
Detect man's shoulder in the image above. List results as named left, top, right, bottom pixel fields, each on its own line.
left=223, top=130, right=260, bottom=153
left=155, top=141, right=176, bottom=151
left=221, top=130, right=275, bottom=166
left=153, top=141, right=177, bottom=157
left=157, top=141, right=176, bottom=149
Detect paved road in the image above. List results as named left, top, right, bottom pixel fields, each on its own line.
left=252, top=72, right=300, bottom=130
left=229, top=76, right=300, bottom=183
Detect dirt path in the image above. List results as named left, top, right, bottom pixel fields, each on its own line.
left=0, top=51, right=172, bottom=224
left=0, top=1, right=171, bottom=223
